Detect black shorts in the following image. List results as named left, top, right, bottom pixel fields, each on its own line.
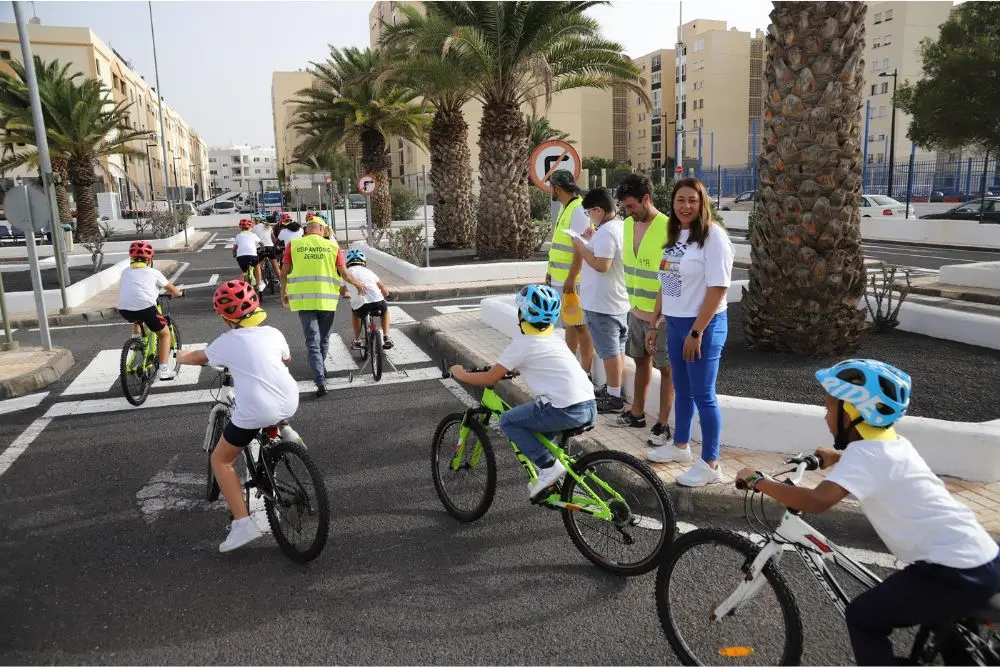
left=258, top=246, right=276, bottom=260
left=352, top=300, right=388, bottom=319
left=119, top=306, right=166, bottom=332
left=223, top=421, right=260, bottom=448
left=237, top=255, right=259, bottom=272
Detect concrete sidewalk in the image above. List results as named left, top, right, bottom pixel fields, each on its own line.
left=0, top=346, right=74, bottom=399
left=418, top=311, right=1000, bottom=538
left=366, top=256, right=538, bottom=302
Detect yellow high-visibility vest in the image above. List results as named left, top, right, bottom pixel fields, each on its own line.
left=547, top=197, right=583, bottom=285
left=624, top=213, right=668, bottom=312
left=285, top=235, right=341, bottom=312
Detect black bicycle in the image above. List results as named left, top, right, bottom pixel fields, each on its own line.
left=258, top=248, right=278, bottom=295
left=204, top=368, right=330, bottom=563
left=355, top=308, right=384, bottom=382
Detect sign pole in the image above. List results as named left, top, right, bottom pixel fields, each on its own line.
left=342, top=178, right=350, bottom=246
left=0, top=271, right=16, bottom=351
left=422, top=165, right=430, bottom=267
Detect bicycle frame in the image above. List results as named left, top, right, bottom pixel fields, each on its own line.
left=453, top=386, right=626, bottom=520
left=128, top=299, right=175, bottom=374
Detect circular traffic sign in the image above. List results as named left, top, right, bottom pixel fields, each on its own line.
left=674, top=165, right=683, bottom=175
left=357, top=174, right=377, bottom=196
left=529, top=140, right=581, bottom=193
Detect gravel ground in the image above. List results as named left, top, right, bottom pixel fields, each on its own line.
left=718, top=302, right=1000, bottom=423
left=1, top=265, right=97, bottom=292
left=427, top=247, right=548, bottom=266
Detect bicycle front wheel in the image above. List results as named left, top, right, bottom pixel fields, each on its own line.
left=560, top=449, right=675, bottom=575
left=205, top=411, right=226, bottom=502
left=263, top=441, right=330, bottom=563
left=120, top=337, right=151, bottom=406
left=431, top=413, right=496, bottom=522
left=371, top=330, right=383, bottom=381
left=656, top=528, right=804, bottom=665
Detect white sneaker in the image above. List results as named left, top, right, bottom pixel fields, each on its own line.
left=676, top=459, right=724, bottom=488
left=279, top=424, right=306, bottom=448
left=259, top=280, right=268, bottom=292
left=219, top=516, right=263, bottom=552
left=647, top=444, right=693, bottom=464
left=528, top=460, right=567, bottom=499
left=157, top=365, right=176, bottom=381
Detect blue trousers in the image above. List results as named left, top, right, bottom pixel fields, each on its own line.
left=499, top=399, right=597, bottom=467
left=298, top=310, right=336, bottom=387
left=666, top=311, right=727, bottom=462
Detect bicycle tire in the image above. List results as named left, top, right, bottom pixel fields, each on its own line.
left=263, top=441, right=330, bottom=563
left=169, top=319, right=182, bottom=352
left=120, top=337, right=151, bottom=406
left=359, top=318, right=370, bottom=362
left=372, top=330, right=383, bottom=381
left=431, top=412, right=497, bottom=522
left=656, top=528, right=804, bottom=665
left=205, top=411, right=226, bottom=502
left=560, top=449, right=675, bottom=575
left=266, top=261, right=277, bottom=295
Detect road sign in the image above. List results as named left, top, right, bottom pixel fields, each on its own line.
left=357, top=174, right=377, bottom=196
left=6, top=184, right=50, bottom=233
left=529, top=140, right=581, bottom=193
left=675, top=165, right=683, bottom=175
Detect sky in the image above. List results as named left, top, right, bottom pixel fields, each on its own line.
left=0, top=0, right=775, bottom=147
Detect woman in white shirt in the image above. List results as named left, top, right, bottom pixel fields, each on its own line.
left=644, top=178, right=734, bottom=487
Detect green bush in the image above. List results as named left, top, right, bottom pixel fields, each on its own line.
left=532, top=218, right=552, bottom=251
left=651, top=180, right=676, bottom=212
left=745, top=206, right=762, bottom=239
left=390, top=186, right=421, bottom=221
left=387, top=224, right=426, bottom=266
left=529, top=186, right=551, bottom=221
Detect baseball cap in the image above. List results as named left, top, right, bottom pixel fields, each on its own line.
left=548, top=169, right=581, bottom=193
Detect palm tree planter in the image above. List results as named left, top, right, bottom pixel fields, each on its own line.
left=741, top=1, right=868, bottom=355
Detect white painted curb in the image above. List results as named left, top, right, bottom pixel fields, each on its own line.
left=358, top=241, right=546, bottom=286
left=940, top=261, right=1000, bottom=290
left=478, top=294, right=1000, bottom=482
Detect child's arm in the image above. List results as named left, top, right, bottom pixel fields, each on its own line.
left=163, top=282, right=183, bottom=298
left=176, top=349, right=209, bottom=366
left=450, top=363, right=509, bottom=387
left=570, top=235, right=612, bottom=272
left=736, top=449, right=848, bottom=515
left=232, top=243, right=237, bottom=258
left=377, top=280, right=389, bottom=299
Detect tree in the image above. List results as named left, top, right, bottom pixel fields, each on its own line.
left=380, top=4, right=478, bottom=249
left=583, top=156, right=625, bottom=171
left=525, top=114, right=572, bottom=153
left=290, top=144, right=357, bottom=184
left=741, top=1, right=868, bottom=355
left=895, top=2, right=1000, bottom=176
left=429, top=1, right=648, bottom=259
left=291, top=46, right=432, bottom=231
left=0, top=58, right=147, bottom=241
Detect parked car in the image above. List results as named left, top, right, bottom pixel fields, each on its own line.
left=919, top=197, right=1000, bottom=224
left=348, top=194, right=367, bottom=209
left=859, top=194, right=913, bottom=218
left=721, top=190, right=756, bottom=211
left=212, top=201, right=237, bottom=215
left=238, top=203, right=253, bottom=214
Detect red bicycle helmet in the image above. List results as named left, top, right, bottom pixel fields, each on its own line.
left=129, top=240, right=155, bottom=261
left=238, top=218, right=253, bottom=230
left=213, top=280, right=259, bottom=320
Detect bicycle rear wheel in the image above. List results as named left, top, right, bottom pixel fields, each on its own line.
left=656, top=528, right=803, bottom=665
left=205, top=411, right=227, bottom=502
left=560, top=449, right=675, bottom=575
left=263, top=441, right=330, bottom=563
left=120, top=337, right=151, bottom=406
left=431, top=413, right=496, bottom=522
left=371, top=329, right=383, bottom=381
left=265, top=261, right=277, bottom=294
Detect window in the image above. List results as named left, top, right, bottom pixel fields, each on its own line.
left=879, top=106, right=888, bottom=118
left=652, top=71, right=661, bottom=85
left=253, top=156, right=261, bottom=162
left=883, top=34, right=892, bottom=46
left=651, top=54, right=662, bottom=69
left=694, top=39, right=705, bottom=52
left=880, top=81, right=889, bottom=94
left=885, top=9, right=893, bottom=21
left=882, top=58, right=890, bottom=69
left=254, top=169, right=262, bottom=174
left=95, top=59, right=101, bottom=75
left=209, top=157, right=216, bottom=163
left=874, top=11, right=882, bottom=23
left=871, top=84, right=877, bottom=95
left=209, top=169, right=218, bottom=176
left=652, top=141, right=661, bottom=155
left=0, top=50, right=10, bottom=60
left=873, top=37, right=881, bottom=48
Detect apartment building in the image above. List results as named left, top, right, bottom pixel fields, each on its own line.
left=628, top=50, right=676, bottom=172
left=0, top=21, right=208, bottom=206
left=207, top=146, right=277, bottom=196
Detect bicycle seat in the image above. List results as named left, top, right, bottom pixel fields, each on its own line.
left=561, top=424, right=595, bottom=438
left=968, top=593, right=1000, bottom=622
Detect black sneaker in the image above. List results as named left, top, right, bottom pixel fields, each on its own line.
left=316, top=384, right=328, bottom=398
left=596, top=393, right=625, bottom=414
left=383, top=338, right=394, bottom=350
left=647, top=422, right=673, bottom=447
left=594, top=384, right=608, bottom=398
left=611, top=410, right=646, bottom=428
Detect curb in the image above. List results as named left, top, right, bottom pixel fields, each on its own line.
left=417, top=314, right=887, bottom=542
left=389, top=279, right=536, bottom=302
left=909, top=285, right=1000, bottom=307
left=0, top=346, right=74, bottom=399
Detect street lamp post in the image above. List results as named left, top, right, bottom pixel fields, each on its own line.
left=144, top=132, right=156, bottom=202
left=880, top=68, right=898, bottom=197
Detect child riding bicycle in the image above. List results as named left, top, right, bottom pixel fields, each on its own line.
left=175, top=280, right=300, bottom=553
left=344, top=249, right=394, bottom=350
left=251, top=215, right=280, bottom=286
left=117, top=241, right=183, bottom=381
left=450, top=284, right=597, bottom=500
left=734, top=358, right=1000, bottom=666
left=233, top=218, right=263, bottom=288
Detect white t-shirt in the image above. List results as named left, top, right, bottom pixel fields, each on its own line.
left=346, top=265, right=384, bottom=310
left=551, top=203, right=594, bottom=289
left=497, top=335, right=595, bottom=409
left=205, top=326, right=300, bottom=430
left=118, top=266, right=168, bottom=311
left=579, top=218, right=629, bottom=315
left=826, top=437, right=999, bottom=568
left=234, top=230, right=262, bottom=257
left=278, top=228, right=304, bottom=244
left=252, top=222, right=274, bottom=247
left=659, top=227, right=734, bottom=318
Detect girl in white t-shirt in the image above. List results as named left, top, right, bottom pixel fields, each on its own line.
left=644, top=178, right=734, bottom=487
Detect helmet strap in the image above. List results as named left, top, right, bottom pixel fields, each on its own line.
left=833, top=400, right=866, bottom=451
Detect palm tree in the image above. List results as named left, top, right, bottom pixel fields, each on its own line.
left=380, top=4, right=478, bottom=249
left=526, top=114, right=572, bottom=154
left=428, top=1, right=648, bottom=259
left=290, top=144, right=357, bottom=183
left=291, top=46, right=432, bottom=230
left=741, top=1, right=868, bottom=354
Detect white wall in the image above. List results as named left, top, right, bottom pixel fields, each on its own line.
left=939, top=261, right=1000, bottom=290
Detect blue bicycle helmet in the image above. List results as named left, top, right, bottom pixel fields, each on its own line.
left=515, top=284, right=561, bottom=326
left=815, top=359, right=911, bottom=428
left=345, top=249, right=366, bottom=266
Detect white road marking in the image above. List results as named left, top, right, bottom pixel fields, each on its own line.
left=176, top=273, right=219, bottom=290
left=196, top=232, right=217, bottom=252
left=61, top=349, right=124, bottom=396
left=30, top=322, right=125, bottom=332
left=434, top=304, right=481, bottom=314
left=440, top=378, right=478, bottom=408
left=159, top=343, right=207, bottom=387
left=0, top=417, right=51, bottom=478
left=324, top=335, right=358, bottom=373
left=167, top=262, right=189, bottom=285
left=384, top=329, right=431, bottom=366
left=0, top=392, right=48, bottom=416
left=388, top=305, right=416, bottom=325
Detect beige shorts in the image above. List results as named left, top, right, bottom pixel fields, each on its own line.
left=625, top=311, right=669, bottom=367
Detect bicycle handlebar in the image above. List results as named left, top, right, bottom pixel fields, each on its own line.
left=735, top=453, right=821, bottom=491
left=439, top=358, right=516, bottom=381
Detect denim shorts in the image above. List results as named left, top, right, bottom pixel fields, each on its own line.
left=584, top=310, right=628, bottom=360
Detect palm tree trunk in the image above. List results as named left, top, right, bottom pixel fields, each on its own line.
left=361, top=130, right=392, bottom=229
left=68, top=157, right=99, bottom=242
left=52, top=156, right=72, bottom=223
left=429, top=103, right=474, bottom=249
left=741, top=1, right=868, bottom=355
left=476, top=99, right=532, bottom=259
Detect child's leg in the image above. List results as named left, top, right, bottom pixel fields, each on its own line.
left=381, top=303, right=391, bottom=336
left=254, top=262, right=262, bottom=285
left=499, top=400, right=555, bottom=467
left=132, top=323, right=142, bottom=336
left=351, top=311, right=361, bottom=341
left=155, top=327, right=171, bottom=364
left=210, top=437, right=250, bottom=519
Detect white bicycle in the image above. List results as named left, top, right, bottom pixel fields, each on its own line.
left=655, top=454, right=1000, bottom=665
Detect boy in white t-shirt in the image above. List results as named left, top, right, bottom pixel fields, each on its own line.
left=176, top=279, right=300, bottom=553
left=117, top=241, right=183, bottom=381
left=251, top=216, right=280, bottom=287
left=232, top=218, right=263, bottom=288
left=342, top=249, right=394, bottom=349
left=450, top=284, right=597, bottom=500
left=735, top=359, right=1000, bottom=666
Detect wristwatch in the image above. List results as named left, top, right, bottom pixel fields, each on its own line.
left=690, top=328, right=702, bottom=339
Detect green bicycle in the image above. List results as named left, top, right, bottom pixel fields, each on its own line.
left=434, top=363, right=676, bottom=575
left=119, top=293, right=182, bottom=406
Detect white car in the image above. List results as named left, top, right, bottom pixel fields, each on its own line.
left=722, top=190, right=756, bottom=211
left=859, top=194, right=913, bottom=218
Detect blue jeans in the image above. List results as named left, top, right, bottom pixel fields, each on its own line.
left=499, top=399, right=597, bottom=467
left=298, top=310, right=336, bottom=387
left=666, top=311, right=727, bottom=462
